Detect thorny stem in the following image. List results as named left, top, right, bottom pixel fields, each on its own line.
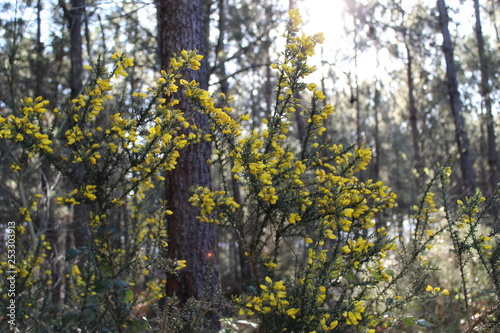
left=439, top=170, right=471, bottom=319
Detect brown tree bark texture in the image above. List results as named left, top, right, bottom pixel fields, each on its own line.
left=156, top=0, right=220, bottom=319
left=437, top=0, right=476, bottom=196
left=66, top=0, right=84, bottom=99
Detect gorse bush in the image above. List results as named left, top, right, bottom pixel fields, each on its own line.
left=188, top=9, right=495, bottom=333
left=0, top=50, right=204, bottom=331
left=189, top=9, right=400, bottom=332
left=0, top=8, right=498, bottom=333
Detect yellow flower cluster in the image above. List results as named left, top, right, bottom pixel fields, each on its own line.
left=0, top=234, right=52, bottom=293
left=18, top=194, right=42, bottom=223
left=254, top=9, right=328, bottom=151
left=238, top=276, right=298, bottom=318
left=110, top=52, right=134, bottom=77
left=144, top=279, right=167, bottom=302
left=66, top=264, right=97, bottom=303
left=0, top=97, right=54, bottom=156
left=57, top=188, right=80, bottom=206
left=55, top=185, right=97, bottom=205
left=455, top=194, right=486, bottom=229
left=342, top=301, right=366, bottom=325
left=189, top=186, right=240, bottom=224
left=426, top=285, right=450, bottom=296
left=479, top=235, right=493, bottom=252
left=169, top=49, right=203, bottom=71
left=175, top=260, right=187, bottom=270
left=89, top=213, right=107, bottom=228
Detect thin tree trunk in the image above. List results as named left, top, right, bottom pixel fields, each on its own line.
left=264, top=35, right=274, bottom=119
left=347, top=2, right=362, bottom=150
left=346, top=10, right=363, bottom=149
left=371, top=49, right=386, bottom=231
left=404, top=34, right=424, bottom=186
left=479, top=115, right=488, bottom=188
left=35, top=0, right=44, bottom=98
left=473, top=0, right=499, bottom=226
left=214, top=0, right=229, bottom=95
left=60, top=0, right=84, bottom=99
left=437, top=0, right=476, bottom=196
left=373, top=84, right=380, bottom=182
left=157, top=0, right=220, bottom=330
left=487, top=0, right=500, bottom=50
left=60, top=0, right=90, bottom=247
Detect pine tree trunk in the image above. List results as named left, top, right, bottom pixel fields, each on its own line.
left=35, top=0, right=44, bottom=98
left=486, top=0, right=500, bottom=50
left=214, top=0, right=229, bottom=95
left=437, top=0, right=476, bottom=196
left=404, top=35, right=424, bottom=186
left=61, top=0, right=84, bottom=99
left=60, top=0, right=91, bottom=248
left=473, top=0, right=499, bottom=227
left=157, top=0, right=220, bottom=330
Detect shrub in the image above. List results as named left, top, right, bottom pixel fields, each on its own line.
left=0, top=8, right=498, bottom=333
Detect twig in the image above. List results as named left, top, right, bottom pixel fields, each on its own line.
left=463, top=303, right=499, bottom=333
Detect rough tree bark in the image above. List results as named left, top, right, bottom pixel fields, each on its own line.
left=60, top=0, right=84, bottom=100
left=60, top=0, right=91, bottom=249
left=437, top=0, right=476, bottom=196
left=156, top=0, right=220, bottom=330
